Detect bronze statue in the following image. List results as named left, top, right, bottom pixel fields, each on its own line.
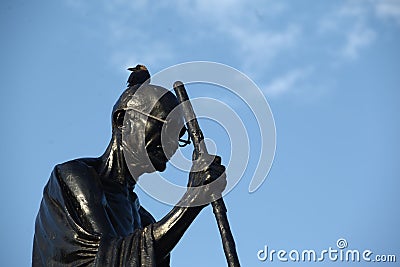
left=32, top=65, right=227, bottom=266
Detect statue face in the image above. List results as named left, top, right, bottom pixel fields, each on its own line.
left=145, top=118, right=177, bottom=172
left=118, top=85, right=185, bottom=174
left=144, top=103, right=185, bottom=172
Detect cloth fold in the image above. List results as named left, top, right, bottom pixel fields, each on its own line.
left=33, top=160, right=169, bottom=266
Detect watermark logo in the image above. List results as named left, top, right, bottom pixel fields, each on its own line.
left=257, top=238, right=396, bottom=263
left=336, top=238, right=348, bottom=249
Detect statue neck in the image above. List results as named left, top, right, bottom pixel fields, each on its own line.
left=98, top=130, right=137, bottom=189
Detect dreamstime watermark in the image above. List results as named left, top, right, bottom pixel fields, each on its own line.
left=257, top=238, right=397, bottom=263
left=122, top=61, right=276, bottom=206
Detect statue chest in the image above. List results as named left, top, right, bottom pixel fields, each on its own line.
left=103, top=188, right=142, bottom=236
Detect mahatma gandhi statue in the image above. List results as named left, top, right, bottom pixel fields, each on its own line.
left=33, top=65, right=227, bottom=266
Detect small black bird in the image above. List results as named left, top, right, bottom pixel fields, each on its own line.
left=127, top=65, right=151, bottom=87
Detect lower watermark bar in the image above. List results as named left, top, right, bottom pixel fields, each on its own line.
left=257, top=238, right=396, bottom=263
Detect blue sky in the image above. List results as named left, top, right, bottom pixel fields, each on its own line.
left=1, top=0, right=399, bottom=266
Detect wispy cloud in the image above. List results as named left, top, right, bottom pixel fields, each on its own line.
left=342, top=22, right=376, bottom=59
left=63, top=0, right=399, bottom=99
left=105, top=17, right=175, bottom=69
left=93, top=0, right=301, bottom=85
left=263, top=67, right=312, bottom=97
left=174, top=0, right=295, bottom=69
left=372, top=0, right=400, bottom=24
left=228, top=24, right=301, bottom=70
left=110, top=43, right=175, bottom=71
left=319, top=1, right=377, bottom=61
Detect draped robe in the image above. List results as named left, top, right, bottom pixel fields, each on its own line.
left=32, top=159, right=170, bottom=266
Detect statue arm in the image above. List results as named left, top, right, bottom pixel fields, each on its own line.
left=152, top=155, right=227, bottom=263
left=152, top=199, right=204, bottom=263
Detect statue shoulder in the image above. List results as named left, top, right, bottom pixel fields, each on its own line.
left=48, top=159, right=110, bottom=234
left=55, top=158, right=98, bottom=180
left=54, top=158, right=104, bottom=200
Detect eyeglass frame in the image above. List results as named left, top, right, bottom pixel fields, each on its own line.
left=124, top=107, right=191, bottom=147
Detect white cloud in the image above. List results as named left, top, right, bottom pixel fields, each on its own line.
left=94, top=0, right=300, bottom=78
left=228, top=24, right=301, bottom=69
left=111, top=43, right=174, bottom=71
left=371, top=0, right=400, bottom=24
left=173, top=0, right=295, bottom=69
left=63, top=0, right=398, bottom=99
left=263, top=67, right=312, bottom=97
left=333, top=0, right=400, bottom=61
left=339, top=0, right=369, bottom=17
left=318, top=1, right=377, bottom=60
left=342, top=22, right=376, bottom=59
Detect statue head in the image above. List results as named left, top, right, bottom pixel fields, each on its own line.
left=111, top=70, right=186, bottom=174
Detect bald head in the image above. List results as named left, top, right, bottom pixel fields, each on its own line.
left=113, top=83, right=185, bottom=172
left=112, top=84, right=182, bottom=127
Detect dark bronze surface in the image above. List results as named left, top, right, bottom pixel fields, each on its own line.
left=174, top=81, right=240, bottom=267
left=32, top=66, right=227, bottom=266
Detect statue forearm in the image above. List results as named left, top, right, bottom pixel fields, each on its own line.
left=152, top=192, right=205, bottom=262
left=151, top=153, right=227, bottom=262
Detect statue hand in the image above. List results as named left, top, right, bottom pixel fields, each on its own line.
left=152, top=154, right=227, bottom=258
left=187, top=154, right=227, bottom=203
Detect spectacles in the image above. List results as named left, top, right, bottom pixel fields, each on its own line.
left=125, top=107, right=191, bottom=147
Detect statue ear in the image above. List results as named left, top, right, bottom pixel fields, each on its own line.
left=113, top=110, right=126, bottom=129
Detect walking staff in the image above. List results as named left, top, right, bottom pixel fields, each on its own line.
left=173, top=81, right=241, bottom=267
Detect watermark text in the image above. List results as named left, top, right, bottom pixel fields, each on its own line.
left=257, top=238, right=396, bottom=263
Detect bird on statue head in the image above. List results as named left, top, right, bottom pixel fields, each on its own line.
left=127, top=64, right=151, bottom=87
